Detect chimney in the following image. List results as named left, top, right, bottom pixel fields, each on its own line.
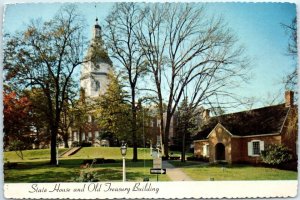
left=285, top=90, right=294, bottom=107
left=202, top=109, right=210, bottom=122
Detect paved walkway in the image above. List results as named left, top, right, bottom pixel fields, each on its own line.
left=162, top=161, right=193, bottom=181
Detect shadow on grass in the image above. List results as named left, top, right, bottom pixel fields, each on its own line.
left=169, top=160, right=264, bottom=170
left=4, top=159, right=159, bottom=183
left=5, top=168, right=79, bottom=183
left=169, top=160, right=298, bottom=172
left=93, top=168, right=151, bottom=182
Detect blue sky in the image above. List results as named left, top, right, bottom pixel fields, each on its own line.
left=3, top=2, right=297, bottom=112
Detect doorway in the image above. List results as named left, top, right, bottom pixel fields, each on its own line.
left=215, top=143, right=225, bottom=161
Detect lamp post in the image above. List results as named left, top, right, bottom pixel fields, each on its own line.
left=120, top=141, right=127, bottom=182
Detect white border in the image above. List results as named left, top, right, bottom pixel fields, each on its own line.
left=1, top=0, right=299, bottom=199
left=4, top=181, right=298, bottom=199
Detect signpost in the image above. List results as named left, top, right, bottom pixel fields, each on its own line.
left=150, top=168, right=166, bottom=174
left=153, top=158, right=162, bottom=168
left=150, top=136, right=166, bottom=181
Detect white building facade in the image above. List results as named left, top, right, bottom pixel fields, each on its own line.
left=80, top=18, right=112, bottom=99
left=67, top=18, right=113, bottom=147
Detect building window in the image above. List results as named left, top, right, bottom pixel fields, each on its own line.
left=206, top=145, right=210, bottom=156
left=88, top=115, right=92, bottom=122
left=203, top=144, right=209, bottom=157
left=252, top=141, right=260, bottom=155
left=150, top=120, right=154, bottom=127
left=95, top=81, right=100, bottom=91
left=95, top=131, right=99, bottom=139
left=248, top=140, right=264, bottom=157
left=74, top=132, right=77, bottom=141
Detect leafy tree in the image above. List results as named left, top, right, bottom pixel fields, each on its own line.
left=3, top=87, right=32, bottom=150
left=59, top=99, right=73, bottom=148
left=261, top=144, right=293, bottom=165
left=72, top=89, right=93, bottom=144
left=58, top=83, right=79, bottom=148
left=95, top=72, right=131, bottom=146
left=174, top=98, right=198, bottom=162
left=3, top=5, right=87, bottom=165
left=23, top=88, right=51, bottom=149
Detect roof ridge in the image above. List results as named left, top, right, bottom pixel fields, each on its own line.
left=213, top=103, right=286, bottom=118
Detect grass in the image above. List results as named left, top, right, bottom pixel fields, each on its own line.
left=4, top=147, right=153, bottom=162
left=4, top=148, right=68, bottom=162
left=4, top=160, right=170, bottom=183
left=4, top=147, right=170, bottom=183
left=4, top=148, right=297, bottom=182
left=70, top=146, right=153, bottom=160
left=168, top=160, right=298, bottom=180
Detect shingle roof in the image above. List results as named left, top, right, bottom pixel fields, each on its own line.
left=193, top=104, right=290, bottom=140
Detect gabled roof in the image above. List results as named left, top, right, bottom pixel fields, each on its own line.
left=193, top=104, right=290, bottom=140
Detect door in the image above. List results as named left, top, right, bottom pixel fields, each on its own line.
left=215, top=143, right=225, bottom=160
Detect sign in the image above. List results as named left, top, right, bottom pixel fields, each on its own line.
left=150, top=168, right=166, bottom=174
left=153, top=158, right=162, bottom=168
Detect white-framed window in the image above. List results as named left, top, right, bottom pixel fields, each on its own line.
left=150, top=120, right=154, bottom=127
left=88, top=132, right=92, bottom=140
left=248, top=140, right=264, bottom=156
left=82, top=133, right=85, bottom=141
left=73, top=132, right=77, bottom=141
left=95, top=81, right=100, bottom=91
left=203, top=144, right=209, bottom=157
left=95, top=131, right=99, bottom=139
left=88, top=115, right=92, bottom=122
left=252, top=141, right=260, bottom=155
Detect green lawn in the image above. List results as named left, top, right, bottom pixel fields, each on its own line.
left=4, top=148, right=297, bottom=182
left=4, top=160, right=170, bottom=183
left=169, top=160, right=298, bottom=180
left=4, top=148, right=68, bottom=162
left=4, top=147, right=152, bottom=162
left=70, top=146, right=153, bottom=160
left=4, top=147, right=169, bottom=183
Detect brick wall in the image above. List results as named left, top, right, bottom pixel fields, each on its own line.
left=193, top=108, right=297, bottom=164
left=281, top=107, right=298, bottom=159
left=194, top=140, right=209, bottom=157
left=238, top=135, right=281, bottom=164
left=208, top=124, right=232, bottom=163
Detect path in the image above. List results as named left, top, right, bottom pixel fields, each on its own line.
left=162, top=160, right=193, bottom=181
left=59, top=147, right=82, bottom=157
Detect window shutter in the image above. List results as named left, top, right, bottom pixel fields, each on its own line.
left=260, top=141, right=265, bottom=152
left=248, top=142, right=253, bottom=156
left=203, top=145, right=207, bottom=156
left=206, top=145, right=210, bottom=157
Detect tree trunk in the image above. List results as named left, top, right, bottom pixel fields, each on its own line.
left=131, top=90, right=138, bottom=162
left=50, top=104, right=60, bottom=165
left=181, top=131, right=186, bottom=162
left=50, top=126, right=58, bottom=165
left=157, top=91, right=165, bottom=156
left=164, top=112, right=172, bottom=159
left=63, top=135, right=69, bottom=148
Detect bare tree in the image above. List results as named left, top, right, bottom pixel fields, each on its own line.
left=104, top=3, right=147, bottom=161
left=282, top=17, right=297, bottom=91
left=136, top=4, right=249, bottom=158
left=135, top=4, right=169, bottom=154
left=4, top=5, right=87, bottom=165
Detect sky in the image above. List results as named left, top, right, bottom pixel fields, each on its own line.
left=2, top=2, right=297, bottom=112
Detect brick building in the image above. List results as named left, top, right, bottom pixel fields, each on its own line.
left=193, top=91, right=298, bottom=164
